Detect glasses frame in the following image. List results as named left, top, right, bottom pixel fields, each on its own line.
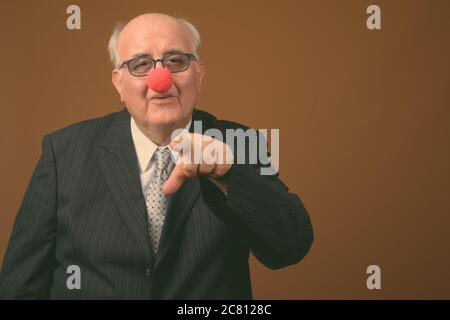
left=119, top=53, right=197, bottom=77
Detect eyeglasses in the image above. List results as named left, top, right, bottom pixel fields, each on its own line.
left=119, top=53, right=197, bottom=77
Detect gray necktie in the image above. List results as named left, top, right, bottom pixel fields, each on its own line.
left=145, top=147, right=173, bottom=254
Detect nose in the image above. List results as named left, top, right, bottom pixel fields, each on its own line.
left=147, top=67, right=173, bottom=93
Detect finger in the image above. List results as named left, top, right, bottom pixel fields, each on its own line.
left=163, top=163, right=186, bottom=196
left=198, top=162, right=215, bottom=176
left=169, top=136, right=182, bottom=151
left=208, top=163, right=232, bottom=179
left=182, top=163, right=199, bottom=179
left=170, top=133, right=189, bottom=152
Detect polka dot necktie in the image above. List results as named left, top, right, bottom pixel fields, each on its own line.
left=145, top=147, right=173, bottom=254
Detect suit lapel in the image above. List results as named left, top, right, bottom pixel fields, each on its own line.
left=99, top=108, right=154, bottom=265
left=155, top=178, right=200, bottom=266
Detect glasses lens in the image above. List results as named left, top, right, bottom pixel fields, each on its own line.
left=129, top=58, right=154, bottom=76
left=163, top=54, right=190, bottom=72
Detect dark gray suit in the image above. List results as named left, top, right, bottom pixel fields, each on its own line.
left=0, top=108, right=313, bottom=299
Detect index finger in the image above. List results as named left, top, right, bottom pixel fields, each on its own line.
left=163, top=162, right=186, bottom=196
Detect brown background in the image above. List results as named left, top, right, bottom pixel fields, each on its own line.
left=0, top=0, right=449, bottom=299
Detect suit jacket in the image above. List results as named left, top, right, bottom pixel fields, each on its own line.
left=0, top=107, right=313, bottom=299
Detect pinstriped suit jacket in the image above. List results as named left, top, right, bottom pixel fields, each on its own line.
left=0, top=108, right=313, bottom=299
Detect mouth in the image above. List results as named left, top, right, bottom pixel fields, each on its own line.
left=148, top=94, right=177, bottom=105
left=151, top=94, right=175, bottom=100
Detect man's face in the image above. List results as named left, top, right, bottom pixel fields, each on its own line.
left=112, top=15, right=204, bottom=129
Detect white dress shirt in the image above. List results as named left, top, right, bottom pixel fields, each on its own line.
left=130, top=117, right=191, bottom=197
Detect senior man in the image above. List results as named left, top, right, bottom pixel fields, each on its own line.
left=0, top=13, right=313, bottom=299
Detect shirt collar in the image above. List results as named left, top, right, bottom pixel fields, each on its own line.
left=130, top=116, right=191, bottom=173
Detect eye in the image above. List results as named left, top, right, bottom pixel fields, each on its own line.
left=163, top=55, right=189, bottom=71
left=167, top=57, right=183, bottom=63
left=131, top=59, right=153, bottom=72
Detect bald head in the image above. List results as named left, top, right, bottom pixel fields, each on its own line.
left=108, top=13, right=201, bottom=68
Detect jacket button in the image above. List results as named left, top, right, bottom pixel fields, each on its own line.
left=146, top=268, right=152, bottom=277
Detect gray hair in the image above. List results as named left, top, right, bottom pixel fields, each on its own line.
left=107, top=15, right=201, bottom=69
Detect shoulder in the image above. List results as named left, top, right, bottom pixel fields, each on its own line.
left=45, top=109, right=122, bottom=152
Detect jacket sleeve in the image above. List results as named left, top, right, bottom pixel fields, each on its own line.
left=0, top=135, right=58, bottom=299
left=199, top=162, right=314, bottom=270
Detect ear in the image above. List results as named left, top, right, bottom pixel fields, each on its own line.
left=196, top=61, right=205, bottom=93
left=112, top=69, right=124, bottom=102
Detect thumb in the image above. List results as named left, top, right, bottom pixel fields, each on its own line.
left=163, top=162, right=185, bottom=196
left=169, top=134, right=185, bottom=151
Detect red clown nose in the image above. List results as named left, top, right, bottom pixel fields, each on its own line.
left=147, top=68, right=173, bottom=93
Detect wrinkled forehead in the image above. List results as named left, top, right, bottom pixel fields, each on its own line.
left=117, top=18, right=193, bottom=61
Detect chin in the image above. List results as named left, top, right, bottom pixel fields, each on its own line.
left=148, top=107, right=187, bottom=127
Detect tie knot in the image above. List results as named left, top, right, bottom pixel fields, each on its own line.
left=154, top=147, right=172, bottom=172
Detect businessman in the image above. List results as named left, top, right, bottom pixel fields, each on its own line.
left=0, top=13, right=313, bottom=299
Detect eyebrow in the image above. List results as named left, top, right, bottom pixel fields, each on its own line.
left=129, top=49, right=188, bottom=60
left=163, top=49, right=186, bottom=56
left=129, top=53, right=152, bottom=59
